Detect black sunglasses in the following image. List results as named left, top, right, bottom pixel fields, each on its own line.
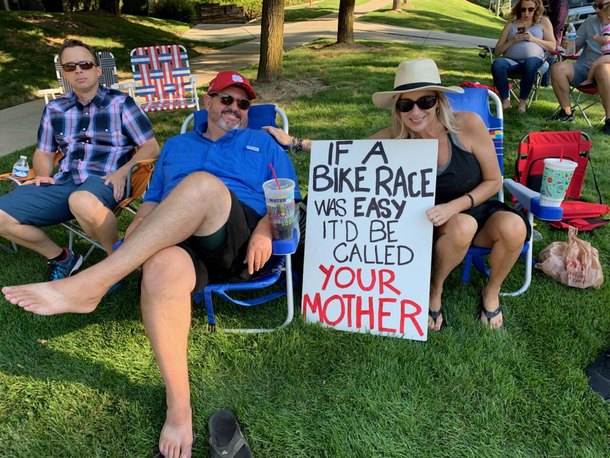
left=209, top=92, right=251, bottom=110
left=520, top=6, right=535, bottom=12
left=61, top=61, right=96, bottom=72
left=594, top=2, right=609, bottom=8
left=395, top=95, right=438, bottom=113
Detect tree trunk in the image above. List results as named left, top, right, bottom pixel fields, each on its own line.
left=99, top=0, right=120, bottom=15
left=337, top=0, right=355, bottom=44
left=258, top=0, right=285, bottom=82
left=62, top=0, right=71, bottom=20
left=392, top=0, right=400, bottom=10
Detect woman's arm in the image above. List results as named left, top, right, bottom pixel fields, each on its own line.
left=262, top=126, right=312, bottom=153
left=526, top=17, right=557, bottom=52
left=368, top=127, right=393, bottom=139
left=426, top=112, right=502, bottom=227
left=493, top=22, right=517, bottom=56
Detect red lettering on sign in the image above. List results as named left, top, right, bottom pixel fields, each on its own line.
left=356, top=296, right=375, bottom=329
left=400, top=299, right=423, bottom=336
left=303, top=292, right=323, bottom=320
left=344, top=294, right=355, bottom=327
left=319, top=264, right=335, bottom=290
left=335, top=266, right=355, bottom=289
left=322, top=295, right=345, bottom=326
left=379, top=269, right=401, bottom=295
left=378, top=298, right=397, bottom=333
left=357, top=268, right=376, bottom=291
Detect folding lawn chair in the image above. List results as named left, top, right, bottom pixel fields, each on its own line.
left=570, top=86, right=605, bottom=127
left=0, top=155, right=155, bottom=260
left=447, top=87, right=563, bottom=296
left=478, top=45, right=550, bottom=109
left=38, top=51, right=121, bottom=104
left=126, top=45, right=199, bottom=113
left=180, top=104, right=300, bottom=333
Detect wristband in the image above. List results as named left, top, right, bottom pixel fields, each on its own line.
left=465, top=193, right=475, bottom=210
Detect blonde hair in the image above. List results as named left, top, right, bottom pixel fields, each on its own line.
left=390, top=92, right=459, bottom=139
left=508, top=0, right=544, bottom=24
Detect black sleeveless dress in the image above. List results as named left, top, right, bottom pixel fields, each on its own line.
left=435, top=132, right=531, bottom=240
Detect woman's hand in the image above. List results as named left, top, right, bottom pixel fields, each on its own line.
left=519, top=31, right=532, bottom=41
left=426, top=203, right=459, bottom=227
left=262, top=126, right=291, bottom=146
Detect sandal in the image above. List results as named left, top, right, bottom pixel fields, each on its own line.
left=428, top=308, right=446, bottom=332
left=208, top=410, right=252, bottom=458
left=480, top=295, right=504, bottom=330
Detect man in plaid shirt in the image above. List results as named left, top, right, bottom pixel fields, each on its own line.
left=0, top=39, right=159, bottom=281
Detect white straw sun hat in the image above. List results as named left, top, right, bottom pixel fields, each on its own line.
left=372, top=59, right=463, bottom=109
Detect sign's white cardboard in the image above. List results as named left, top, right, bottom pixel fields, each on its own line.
left=301, top=139, right=438, bottom=341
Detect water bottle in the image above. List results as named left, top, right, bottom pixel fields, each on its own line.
left=12, top=155, right=29, bottom=179
left=565, top=23, right=577, bottom=56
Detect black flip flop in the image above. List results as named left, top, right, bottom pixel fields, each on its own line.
left=480, top=295, right=504, bottom=330
left=208, top=410, right=252, bottom=458
left=586, top=348, right=610, bottom=401
left=428, top=308, right=446, bottom=332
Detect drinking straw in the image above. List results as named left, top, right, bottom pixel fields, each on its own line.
left=560, top=148, right=564, bottom=162
left=269, top=163, right=281, bottom=189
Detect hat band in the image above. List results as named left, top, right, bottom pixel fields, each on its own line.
left=394, top=82, right=443, bottom=91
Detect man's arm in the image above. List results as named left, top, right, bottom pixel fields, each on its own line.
left=103, top=137, right=160, bottom=201
left=23, top=148, right=57, bottom=186
left=245, top=216, right=273, bottom=275
left=124, top=200, right=158, bottom=240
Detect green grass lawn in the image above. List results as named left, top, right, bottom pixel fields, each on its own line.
left=359, top=0, right=506, bottom=39
left=0, top=11, right=245, bottom=110
left=2, top=41, right=610, bottom=456
left=283, top=0, right=372, bottom=22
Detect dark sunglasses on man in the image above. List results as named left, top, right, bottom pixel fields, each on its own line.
left=594, top=1, right=610, bottom=9
left=209, top=92, right=251, bottom=110
left=395, top=95, right=437, bottom=113
left=61, top=61, right=97, bottom=72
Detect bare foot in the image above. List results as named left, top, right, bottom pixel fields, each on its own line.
left=428, top=288, right=444, bottom=331
left=481, top=287, right=503, bottom=329
left=159, top=406, right=193, bottom=458
left=579, top=79, right=594, bottom=87
left=2, top=273, right=107, bottom=315
left=518, top=101, right=527, bottom=113
left=502, top=98, right=511, bottom=110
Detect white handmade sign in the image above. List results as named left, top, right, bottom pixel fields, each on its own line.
left=301, top=139, right=438, bottom=341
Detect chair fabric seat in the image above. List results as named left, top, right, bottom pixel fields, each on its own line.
left=139, top=99, right=197, bottom=112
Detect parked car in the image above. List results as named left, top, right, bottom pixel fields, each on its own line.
left=566, top=0, right=595, bottom=29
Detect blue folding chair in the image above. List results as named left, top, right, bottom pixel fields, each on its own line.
left=181, top=104, right=300, bottom=332
left=447, top=88, right=563, bottom=296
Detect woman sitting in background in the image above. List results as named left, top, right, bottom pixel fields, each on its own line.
left=491, top=0, right=555, bottom=112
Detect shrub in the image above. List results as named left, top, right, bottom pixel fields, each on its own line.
left=122, top=0, right=149, bottom=16
left=152, top=0, right=195, bottom=23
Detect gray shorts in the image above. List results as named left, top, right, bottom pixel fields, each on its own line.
left=571, top=62, right=591, bottom=88
left=0, top=175, right=119, bottom=227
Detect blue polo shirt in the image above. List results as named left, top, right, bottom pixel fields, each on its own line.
left=144, top=124, right=301, bottom=216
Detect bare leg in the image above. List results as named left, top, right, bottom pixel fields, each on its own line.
left=2, top=172, right=231, bottom=315
left=472, top=212, right=527, bottom=328
left=518, top=99, right=527, bottom=113
left=68, top=190, right=119, bottom=254
left=502, top=98, right=511, bottom=110
left=579, top=60, right=598, bottom=87
left=594, top=63, right=610, bottom=118
left=429, top=214, right=477, bottom=330
left=0, top=210, right=63, bottom=259
left=141, top=247, right=196, bottom=458
left=551, top=61, right=576, bottom=114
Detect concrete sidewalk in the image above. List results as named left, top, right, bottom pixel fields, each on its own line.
left=0, top=0, right=496, bottom=157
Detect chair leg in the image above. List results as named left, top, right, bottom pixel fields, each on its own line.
left=461, top=253, right=473, bottom=285
left=500, top=213, right=534, bottom=297
left=0, top=241, right=18, bottom=254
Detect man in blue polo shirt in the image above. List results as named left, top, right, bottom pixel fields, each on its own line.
left=3, top=70, right=300, bottom=458
left=0, top=39, right=159, bottom=280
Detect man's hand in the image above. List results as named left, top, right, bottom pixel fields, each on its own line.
left=245, top=232, right=272, bottom=275
left=23, top=176, right=55, bottom=186
left=102, top=167, right=129, bottom=201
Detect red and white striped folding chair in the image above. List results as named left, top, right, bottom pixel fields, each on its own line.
left=126, top=44, right=200, bottom=113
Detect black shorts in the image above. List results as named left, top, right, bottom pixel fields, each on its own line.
left=177, top=190, right=261, bottom=294
left=464, top=198, right=532, bottom=242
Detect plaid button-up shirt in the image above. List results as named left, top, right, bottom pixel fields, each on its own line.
left=37, top=86, right=155, bottom=184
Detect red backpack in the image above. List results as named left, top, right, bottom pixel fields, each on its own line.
left=513, top=131, right=609, bottom=231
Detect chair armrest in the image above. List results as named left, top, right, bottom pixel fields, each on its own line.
left=0, top=170, right=36, bottom=184
left=123, top=82, right=136, bottom=88
left=478, top=45, right=494, bottom=63
left=125, top=159, right=157, bottom=198
left=191, top=76, right=199, bottom=83
left=272, top=227, right=299, bottom=256
left=504, top=179, right=563, bottom=221
left=38, top=88, right=62, bottom=96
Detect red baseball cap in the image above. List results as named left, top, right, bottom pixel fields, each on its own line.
left=207, top=71, right=256, bottom=100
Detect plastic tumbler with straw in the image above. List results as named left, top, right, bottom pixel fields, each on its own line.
left=262, top=164, right=296, bottom=240
left=539, top=149, right=578, bottom=207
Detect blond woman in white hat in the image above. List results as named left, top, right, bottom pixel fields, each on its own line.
left=264, top=59, right=530, bottom=331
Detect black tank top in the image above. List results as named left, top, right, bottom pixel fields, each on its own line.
left=435, top=132, right=482, bottom=205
